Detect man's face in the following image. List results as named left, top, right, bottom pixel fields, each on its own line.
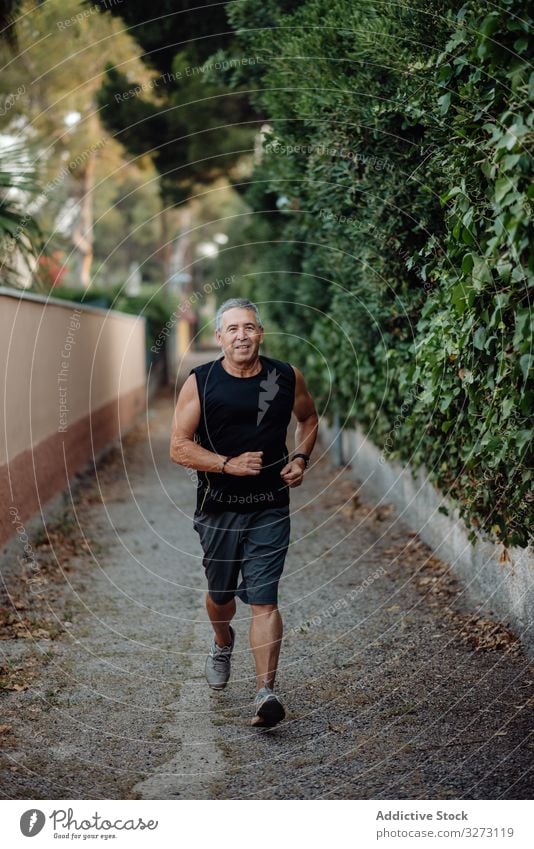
left=216, top=307, right=264, bottom=365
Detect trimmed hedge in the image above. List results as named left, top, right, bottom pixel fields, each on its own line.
left=227, top=0, right=532, bottom=546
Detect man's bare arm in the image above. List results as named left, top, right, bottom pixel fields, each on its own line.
left=170, top=374, right=263, bottom=477
left=170, top=374, right=224, bottom=472
left=292, top=366, right=318, bottom=459
left=280, top=367, right=319, bottom=488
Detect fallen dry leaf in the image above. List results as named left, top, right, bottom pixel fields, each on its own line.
left=31, top=629, right=51, bottom=639
left=327, top=722, right=347, bottom=733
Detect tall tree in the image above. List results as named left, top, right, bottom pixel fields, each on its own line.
left=92, top=1, right=256, bottom=281
left=0, top=0, right=150, bottom=287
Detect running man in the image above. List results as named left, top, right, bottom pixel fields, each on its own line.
left=170, top=298, right=318, bottom=726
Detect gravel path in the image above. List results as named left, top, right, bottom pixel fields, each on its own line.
left=1, top=386, right=532, bottom=800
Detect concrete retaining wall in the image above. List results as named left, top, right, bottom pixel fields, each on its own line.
left=0, top=288, right=147, bottom=548
left=320, top=419, right=534, bottom=657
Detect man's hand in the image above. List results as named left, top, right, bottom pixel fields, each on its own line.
left=226, top=451, right=263, bottom=476
left=280, top=458, right=306, bottom=488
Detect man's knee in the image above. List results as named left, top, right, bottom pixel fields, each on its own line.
left=207, top=591, right=236, bottom=608
left=251, top=603, right=278, bottom=615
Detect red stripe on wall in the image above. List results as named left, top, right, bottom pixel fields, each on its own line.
left=0, top=386, right=146, bottom=548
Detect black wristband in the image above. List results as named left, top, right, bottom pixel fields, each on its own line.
left=221, top=456, right=232, bottom=473
left=291, top=453, right=310, bottom=468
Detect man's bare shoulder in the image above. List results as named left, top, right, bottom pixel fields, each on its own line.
left=176, top=372, right=199, bottom=403
left=290, top=364, right=307, bottom=386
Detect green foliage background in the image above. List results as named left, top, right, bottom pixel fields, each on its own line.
left=93, top=0, right=256, bottom=205
left=225, top=0, right=532, bottom=546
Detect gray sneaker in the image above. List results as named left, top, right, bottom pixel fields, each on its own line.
left=205, top=625, right=235, bottom=690
left=252, top=686, right=286, bottom=727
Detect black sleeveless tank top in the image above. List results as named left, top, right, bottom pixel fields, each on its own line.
left=190, top=354, right=296, bottom=513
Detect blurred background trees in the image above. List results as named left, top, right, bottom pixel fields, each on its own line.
left=0, top=0, right=256, bottom=295
left=0, top=0, right=159, bottom=289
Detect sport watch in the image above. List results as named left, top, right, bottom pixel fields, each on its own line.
left=291, top=453, right=310, bottom=469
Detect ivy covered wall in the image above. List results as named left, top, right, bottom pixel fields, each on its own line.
left=226, top=0, right=532, bottom=546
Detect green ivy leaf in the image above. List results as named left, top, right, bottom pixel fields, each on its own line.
left=438, top=92, right=451, bottom=115
left=519, top=354, right=531, bottom=380
left=495, top=177, right=513, bottom=203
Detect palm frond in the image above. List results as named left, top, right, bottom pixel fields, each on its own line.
left=0, top=140, right=43, bottom=286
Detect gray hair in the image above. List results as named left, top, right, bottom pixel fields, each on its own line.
left=215, top=298, right=263, bottom=331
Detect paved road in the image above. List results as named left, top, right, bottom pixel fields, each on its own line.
left=1, top=376, right=532, bottom=799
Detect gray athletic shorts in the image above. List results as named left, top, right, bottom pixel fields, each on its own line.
left=193, top=506, right=290, bottom=606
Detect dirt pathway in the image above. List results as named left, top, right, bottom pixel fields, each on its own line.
left=1, top=389, right=532, bottom=799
